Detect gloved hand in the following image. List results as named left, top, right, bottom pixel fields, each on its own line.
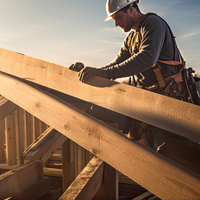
left=69, top=62, right=84, bottom=72
left=78, top=67, right=109, bottom=82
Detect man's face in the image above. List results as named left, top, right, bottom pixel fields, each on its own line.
left=112, top=9, right=134, bottom=32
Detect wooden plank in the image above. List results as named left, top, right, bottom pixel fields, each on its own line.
left=33, top=116, right=40, bottom=141
left=39, top=121, right=48, bottom=134
left=15, top=108, right=24, bottom=166
left=93, top=163, right=118, bottom=200
left=62, top=139, right=75, bottom=192
left=0, top=95, right=18, bottom=121
left=62, top=139, right=70, bottom=191
left=0, top=119, right=5, bottom=163
left=77, top=145, right=83, bottom=174
left=23, top=127, right=67, bottom=164
left=0, top=47, right=199, bottom=142
left=10, top=177, right=51, bottom=200
left=0, top=72, right=200, bottom=199
left=69, top=140, right=75, bottom=183
left=82, top=147, right=86, bottom=172
left=59, top=156, right=104, bottom=200
left=23, top=111, right=33, bottom=149
left=74, top=143, right=78, bottom=178
left=43, top=167, right=63, bottom=177
left=5, top=112, right=16, bottom=166
left=24, top=127, right=56, bottom=155
left=132, top=191, right=156, bottom=200
left=0, top=160, right=43, bottom=199
left=49, top=154, right=62, bottom=161
left=0, top=163, right=16, bottom=171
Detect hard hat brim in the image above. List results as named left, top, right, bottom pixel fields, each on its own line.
left=104, top=10, right=118, bottom=22
left=105, top=15, right=112, bottom=22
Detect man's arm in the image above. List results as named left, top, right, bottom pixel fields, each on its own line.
left=106, top=16, right=166, bottom=80
left=78, top=16, right=167, bottom=82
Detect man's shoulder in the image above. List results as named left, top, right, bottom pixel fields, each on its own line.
left=142, top=13, right=166, bottom=29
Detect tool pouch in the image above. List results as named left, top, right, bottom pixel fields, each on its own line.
left=182, top=67, right=200, bottom=105
left=152, top=60, right=200, bottom=105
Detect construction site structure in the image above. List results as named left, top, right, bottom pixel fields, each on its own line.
left=0, top=47, right=200, bottom=200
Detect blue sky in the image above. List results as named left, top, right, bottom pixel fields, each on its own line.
left=0, top=0, right=200, bottom=75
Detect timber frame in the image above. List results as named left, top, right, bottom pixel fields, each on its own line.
left=0, top=47, right=200, bottom=199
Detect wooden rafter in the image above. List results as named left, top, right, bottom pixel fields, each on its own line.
left=23, top=127, right=67, bottom=164
left=59, top=156, right=104, bottom=200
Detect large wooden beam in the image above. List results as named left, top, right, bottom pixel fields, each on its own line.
left=0, top=72, right=199, bottom=199
left=0, top=47, right=199, bottom=142
left=0, top=95, right=18, bottom=121
left=59, top=156, right=104, bottom=200
left=0, top=160, right=43, bottom=199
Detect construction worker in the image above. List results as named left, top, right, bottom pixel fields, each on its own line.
left=70, top=0, right=200, bottom=175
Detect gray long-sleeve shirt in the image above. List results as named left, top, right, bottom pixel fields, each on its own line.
left=105, top=14, right=183, bottom=87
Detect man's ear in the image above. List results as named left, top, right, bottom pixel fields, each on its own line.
left=128, top=6, right=135, bottom=16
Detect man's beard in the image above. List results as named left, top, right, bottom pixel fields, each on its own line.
left=123, top=14, right=134, bottom=32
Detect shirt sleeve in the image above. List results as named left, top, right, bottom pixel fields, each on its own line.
left=105, top=16, right=166, bottom=80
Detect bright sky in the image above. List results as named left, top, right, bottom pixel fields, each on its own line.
left=0, top=0, right=200, bottom=74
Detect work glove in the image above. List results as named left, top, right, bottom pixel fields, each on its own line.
left=78, top=67, right=109, bottom=82
left=69, top=62, right=84, bottom=72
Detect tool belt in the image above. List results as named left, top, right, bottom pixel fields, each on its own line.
left=144, top=60, right=192, bottom=102
left=124, top=59, right=200, bottom=141
left=146, top=59, right=200, bottom=105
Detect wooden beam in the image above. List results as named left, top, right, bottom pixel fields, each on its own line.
left=0, top=48, right=199, bottom=142
left=62, top=139, right=75, bottom=192
left=0, top=71, right=200, bottom=199
left=0, top=160, right=43, bottom=199
left=59, top=156, right=104, bottom=200
left=0, top=163, right=16, bottom=171
left=23, top=127, right=67, bottom=164
left=10, top=177, right=51, bottom=200
left=0, top=95, right=18, bottom=121
left=0, top=166, right=63, bottom=183
left=15, top=108, right=24, bottom=166
left=0, top=119, right=5, bottom=163
left=32, top=116, right=41, bottom=140
left=132, top=191, right=157, bottom=200
left=24, top=127, right=55, bottom=155
left=93, top=163, right=118, bottom=200
left=43, top=167, right=63, bottom=177
left=23, top=111, right=33, bottom=149
left=5, top=112, right=17, bottom=166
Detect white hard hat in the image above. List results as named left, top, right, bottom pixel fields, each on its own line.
left=105, top=0, right=140, bottom=21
